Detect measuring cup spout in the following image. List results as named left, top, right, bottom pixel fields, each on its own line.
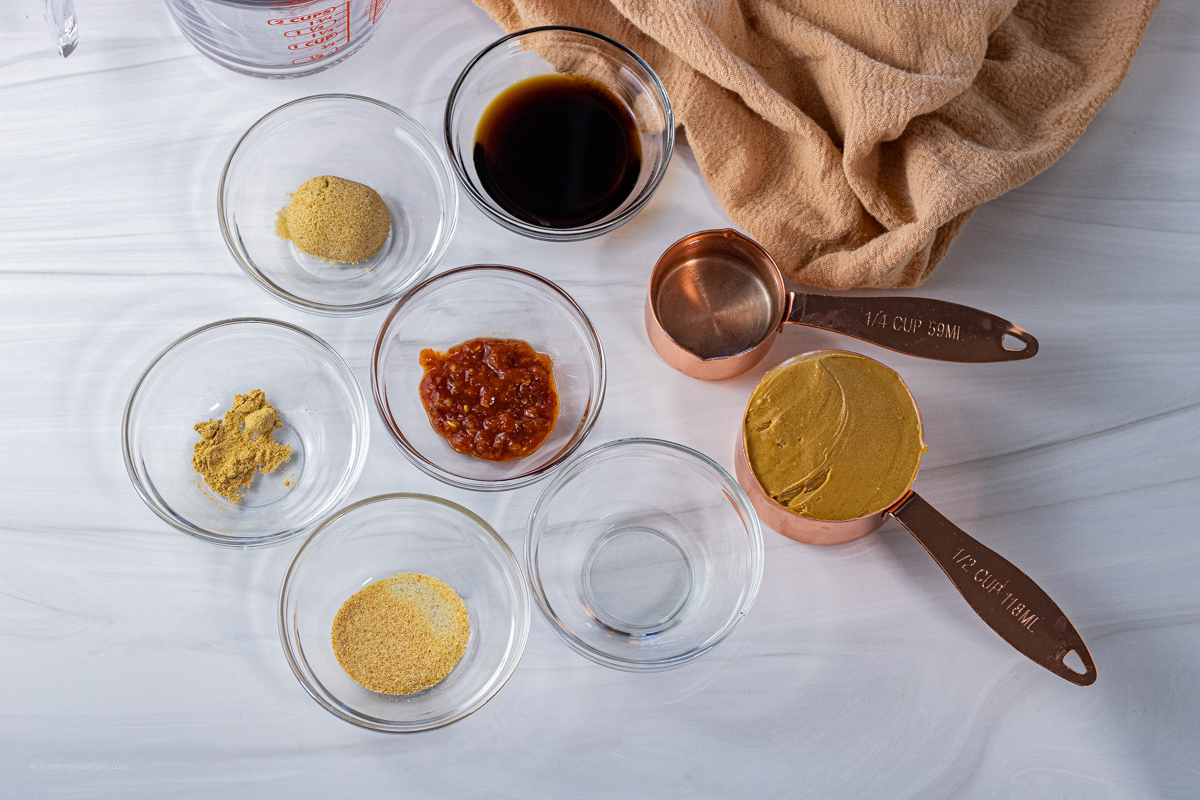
left=789, top=293, right=1038, bottom=363
left=43, top=0, right=78, bottom=58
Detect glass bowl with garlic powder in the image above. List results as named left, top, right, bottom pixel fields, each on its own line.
left=220, top=94, right=458, bottom=315
left=123, top=318, right=370, bottom=548
left=279, top=494, right=530, bottom=732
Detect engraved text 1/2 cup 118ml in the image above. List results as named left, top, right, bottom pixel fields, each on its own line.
left=733, top=351, right=1096, bottom=686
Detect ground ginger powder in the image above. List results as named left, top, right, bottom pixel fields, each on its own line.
left=192, top=389, right=292, bottom=504
left=275, top=175, right=390, bottom=263
left=332, top=573, right=471, bottom=695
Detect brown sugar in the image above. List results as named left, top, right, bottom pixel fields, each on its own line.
left=331, top=573, right=470, bottom=695
left=275, top=175, right=390, bottom=263
left=192, top=389, right=292, bottom=504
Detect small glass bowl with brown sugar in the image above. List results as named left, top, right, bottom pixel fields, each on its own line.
left=122, top=318, right=370, bottom=548
left=372, top=265, right=606, bottom=491
left=220, top=94, right=458, bottom=315
left=279, top=494, right=531, bottom=732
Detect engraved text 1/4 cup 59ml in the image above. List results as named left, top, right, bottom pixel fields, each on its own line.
left=646, top=229, right=1038, bottom=380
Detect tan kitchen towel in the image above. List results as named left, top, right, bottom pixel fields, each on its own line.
left=473, top=0, right=1158, bottom=288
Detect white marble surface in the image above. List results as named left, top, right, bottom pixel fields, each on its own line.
left=2, top=1, right=1198, bottom=797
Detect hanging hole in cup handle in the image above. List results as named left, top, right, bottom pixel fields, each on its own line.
left=1062, top=649, right=1087, bottom=675
left=1001, top=328, right=1038, bottom=357
left=889, top=491, right=1096, bottom=686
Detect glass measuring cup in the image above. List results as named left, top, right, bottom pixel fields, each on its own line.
left=733, top=350, right=1096, bottom=686
left=42, top=0, right=392, bottom=76
left=165, top=0, right=392, bottom=77
left=645, top=229, right=1039, bottom=380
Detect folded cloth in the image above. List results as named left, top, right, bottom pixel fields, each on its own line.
left=473, top=0, right=1158, bottom=288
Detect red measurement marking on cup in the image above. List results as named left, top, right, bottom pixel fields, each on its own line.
left=369, top=0, right=391, bottom=24
left=267, top=2, right=352, bottom=67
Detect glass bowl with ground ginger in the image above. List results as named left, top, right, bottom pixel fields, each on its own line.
left=279, top=494, right=530, bottom=732
left=220, top=94, right=458, bottom=315
left=372, top=265, right=606, bottom=491
left=123, top=318, right=370, bottom=548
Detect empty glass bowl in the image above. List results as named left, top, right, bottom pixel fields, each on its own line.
left=279, top=494, right=530, bottom=732
left=372, top=265, right=606, bottom=491
left=122, top=318, right=369, bottom=548
left=526, top=439, right=764, bottom=671
left=444, top=26, right=674, bottom=240
left=220, top=94, right=458, bottom=314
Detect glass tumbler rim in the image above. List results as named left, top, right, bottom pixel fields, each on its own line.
left=443, top=25, right=675, bottom=241
left=525, top=437, right=765, bottom=671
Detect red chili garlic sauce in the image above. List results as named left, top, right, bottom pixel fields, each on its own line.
left=418, top=338, right=559, bottom=462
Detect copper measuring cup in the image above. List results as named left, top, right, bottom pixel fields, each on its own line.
left=645, top=229, right=1039, bottom=380
left=732, top=351, right=1096, bottom=686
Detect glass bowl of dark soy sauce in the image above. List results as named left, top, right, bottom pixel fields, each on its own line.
left=445, top=26, right=674, bottom=241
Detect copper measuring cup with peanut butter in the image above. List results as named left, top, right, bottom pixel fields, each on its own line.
left=645, top=229, right=1038, bottom=380
left=733, top=350, right=1096, bottom=686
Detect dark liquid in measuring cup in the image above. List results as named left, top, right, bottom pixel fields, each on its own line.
left=473, top=73, right=642, bottom=229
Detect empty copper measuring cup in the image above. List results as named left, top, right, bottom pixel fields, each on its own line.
left=733, top=351, right=1096, bottom=686
left=646, top=229, right=1039, bottom=380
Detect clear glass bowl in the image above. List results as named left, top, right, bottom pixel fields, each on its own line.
left=122, top=318, right=370, bottom=548
left=220, top=95, right=458, bottom=314
left=526, top=439, right=763, bottom=671
left=279, top=494, right=530, bottom=732
left=371, top=265, right=606, bottom=491
left=444, top=26, right=674, bottom=241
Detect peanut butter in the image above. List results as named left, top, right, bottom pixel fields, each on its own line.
left=744, top=351, right=927, bottom=521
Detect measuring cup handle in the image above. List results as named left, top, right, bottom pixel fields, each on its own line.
left=788, top=293, right=1037, bottom=362
left=890, top=492, right=1096, bottom=686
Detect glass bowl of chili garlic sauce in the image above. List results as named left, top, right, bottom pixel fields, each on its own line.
left=418, top=338, right=559, bottom=463
left=371, top=265, right=606, bottom=490
left=444, top=26, right=674, bottom=241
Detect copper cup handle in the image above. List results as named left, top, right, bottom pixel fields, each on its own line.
left=789, top=294, right=1038, bottom=363
left=890, top=492, right=1096, bottom=686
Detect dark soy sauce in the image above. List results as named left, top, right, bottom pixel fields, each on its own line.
left=473, top=73, right=642, bottom=228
